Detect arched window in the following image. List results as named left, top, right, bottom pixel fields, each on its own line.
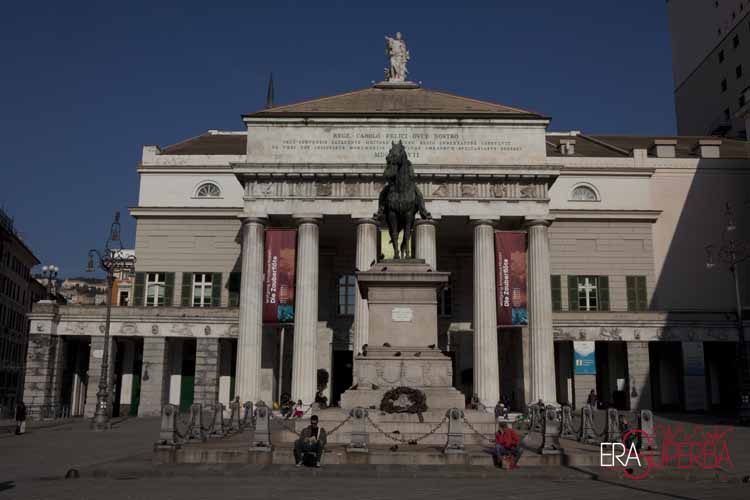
left=571, top=184, right=598, bottom=202
left=195, top=182, right=221, bottom=198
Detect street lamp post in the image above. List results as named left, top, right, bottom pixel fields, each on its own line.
left=706, top=202, right=750, bottom=424
left=87, top=212, right=136, bottom=431
left=40, top=265, right=59, bottom=299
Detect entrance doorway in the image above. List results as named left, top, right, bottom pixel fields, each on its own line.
left=330, top=350, right=353, bottom=407
left=554, top=341, right=574, bottom=406
left=59, top=337, right=90, bottom=417
left=649, top=342, right=684, bottom=411
left=704, top=341, right=739, bottom=411
left=595, top=341, right=629, bottom=410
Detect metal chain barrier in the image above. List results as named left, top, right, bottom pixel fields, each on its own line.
left=326, top=415, right=352, bottom=436
left=366, top=414, right=447, bottom=445
left=463, top=418, right=495, bottom=444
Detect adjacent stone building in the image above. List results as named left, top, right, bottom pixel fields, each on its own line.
left=0, top=208, right=42, bottom=411
left=24, top=77, right=750, bottom=418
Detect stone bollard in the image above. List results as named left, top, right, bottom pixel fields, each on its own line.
left=605, top=408, right=620, bottom=443
left=579, top=405, right=598, bottom=445
left=158, top=404, right=178, bottom=445
left=347, top=407, right=369, bottom=453
left=242, top=401, right=254, bottom=430
left=539, top=405, right=562, bottom=454
left=443, top=408, right=465, bottom=454
left=210, top=402, right=225, bottom=438
left=560, top=405, right=577, bottom=439
left=531, top=403, right=544, bottom=433
left=190, top=403, right=206, bottom=441
left=251, top=401, right=272, bottom=452
left=639, top=409, right=658, bottom=452
left=229, top=399, right=241, bottom=432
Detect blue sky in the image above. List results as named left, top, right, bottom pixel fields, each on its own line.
left=1, top=1, right=676, bottom=277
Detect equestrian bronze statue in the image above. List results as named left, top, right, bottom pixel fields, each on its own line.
left=374, top=141, right=431, bottom=259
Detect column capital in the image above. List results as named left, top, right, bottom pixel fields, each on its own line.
left=238, top=215, right=267, bottom=226
left=293, top=214, right=323, bottom=226
left=523, top=217, right=554, bottom=229
left=414, top=218, right=439, bottom=227
left=469, top=217, right=497, bottom=227
left=353, top=217, right=379, bottom=226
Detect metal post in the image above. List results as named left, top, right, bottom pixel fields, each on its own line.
left=92, top=272, right=114, bottom=431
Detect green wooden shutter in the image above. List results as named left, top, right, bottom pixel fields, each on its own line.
left=133, top=272, right=145, bottom=307
left=567, top=275, right=579, bottom=311
left=164, top=272, right=175, bottom=307
left=551, top=275, right=562, bottom=312
left=211, top=273, right=222, bottom=307
left=637, top=276, right=648, bottom=311
left=181, top=273, right=192, bottom=307
left=626, top=276, right=637, bottom=311
left=228, top=272, right=241, bottom=307
left=598, top=276, right=610, bottom=311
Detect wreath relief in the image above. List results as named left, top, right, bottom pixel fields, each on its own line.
left=380, top=386, right=428, bottom=422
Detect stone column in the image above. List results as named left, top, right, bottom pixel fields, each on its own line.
left=138, top=337, right=168, bottom=417
left=236, top=217, right=266, bottom=404
left=415, top=219, right=438, bottom=269
left=526, top=219, right=557, bottom=404
left=23, top=334, right=63, bottom=406
left=472, top=219, right=500, bottom=407
left=291, top=217, right=320, bottom=405
left=353, top=218, right=378, bottom=355
left=194, top=338, right=220, bottom=405
left=627, top=341, right=652, bottom=410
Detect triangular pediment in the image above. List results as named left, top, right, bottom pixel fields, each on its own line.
left=244, top=86, right=544, bottom=119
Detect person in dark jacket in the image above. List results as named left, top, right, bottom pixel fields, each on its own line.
left=15, top=401, right=27, bottom=435
left=294, top=415, right=327, bottom=467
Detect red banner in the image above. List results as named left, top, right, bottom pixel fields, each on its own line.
left=495, top=231, right=528, bottom=326
left=263, top=229, right=297, bottom=323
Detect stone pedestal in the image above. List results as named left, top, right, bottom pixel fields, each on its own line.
left=341, top=259, right=464, bottom=410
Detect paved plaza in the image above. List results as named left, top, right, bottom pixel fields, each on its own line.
left=1, top=415, right=749, bottom=499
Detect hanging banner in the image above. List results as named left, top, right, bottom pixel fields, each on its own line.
left=495, top=231, right=528, bottom=326
left=263, top=229, right=297, bottom=323
left=574, top=341, right=596, bottom=375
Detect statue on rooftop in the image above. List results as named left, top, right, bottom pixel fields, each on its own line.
left=384, top=32, right=410, bottom=82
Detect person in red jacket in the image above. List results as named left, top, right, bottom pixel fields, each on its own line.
left=495, top=422, right=521, bottom=468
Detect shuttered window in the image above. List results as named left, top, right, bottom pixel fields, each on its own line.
left=626, top=276, right=648, bottom=311
left=567, top=275, right=609, bottom=312
left=551, top=275, right=562, bottom=312
left=228, top=272, right=241, bottom=307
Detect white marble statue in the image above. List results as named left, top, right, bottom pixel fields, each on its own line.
left=384, top=32, right=410, bottom=82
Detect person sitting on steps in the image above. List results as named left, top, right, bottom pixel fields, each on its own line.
left=495, top=422, right=522, bottom=469
left=294, top=415, right=327, bottom=468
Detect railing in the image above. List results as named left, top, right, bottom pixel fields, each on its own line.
left=1, top=404, right=71, bottom=421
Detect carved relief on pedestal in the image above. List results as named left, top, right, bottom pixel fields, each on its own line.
left=344, top=183, right=359, bottom=197
left=519, top=183, right=535, bottom=199
left=492, top=184, right=507, bottom=198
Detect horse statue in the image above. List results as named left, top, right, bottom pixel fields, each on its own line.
left=374, top=141, right=431, bottom=259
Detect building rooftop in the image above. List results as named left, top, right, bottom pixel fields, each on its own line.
left=243, top=85, right=545, bottom=119
left=546, top=134, right=750, bottom=159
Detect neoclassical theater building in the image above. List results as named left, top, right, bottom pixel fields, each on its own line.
left=24, top=69, right=750, bottom=418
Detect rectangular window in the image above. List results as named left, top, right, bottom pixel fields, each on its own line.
left=734, top=34, right=740, bottom=49
left=192, top=273, right=213, bottom=307
left=337, top=275, right=356, bottom=316
left=626, top=276, right=648, bottom=311
left=145, top=272, right=166, bottom=307
left=719, top=49, right=725, bottom=63
left=737, top=65, right=744, bottom=78
left=725, top=107, right=731, bottom=121
left=551, top=275, right=562, bottom=312
left=438, top=283, right=453, bottom=317
left=567, top=275, right=609, bottom=311
left=722, top=78, right=728, bottom=92
left=228, top=272, right=241, bottom=307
